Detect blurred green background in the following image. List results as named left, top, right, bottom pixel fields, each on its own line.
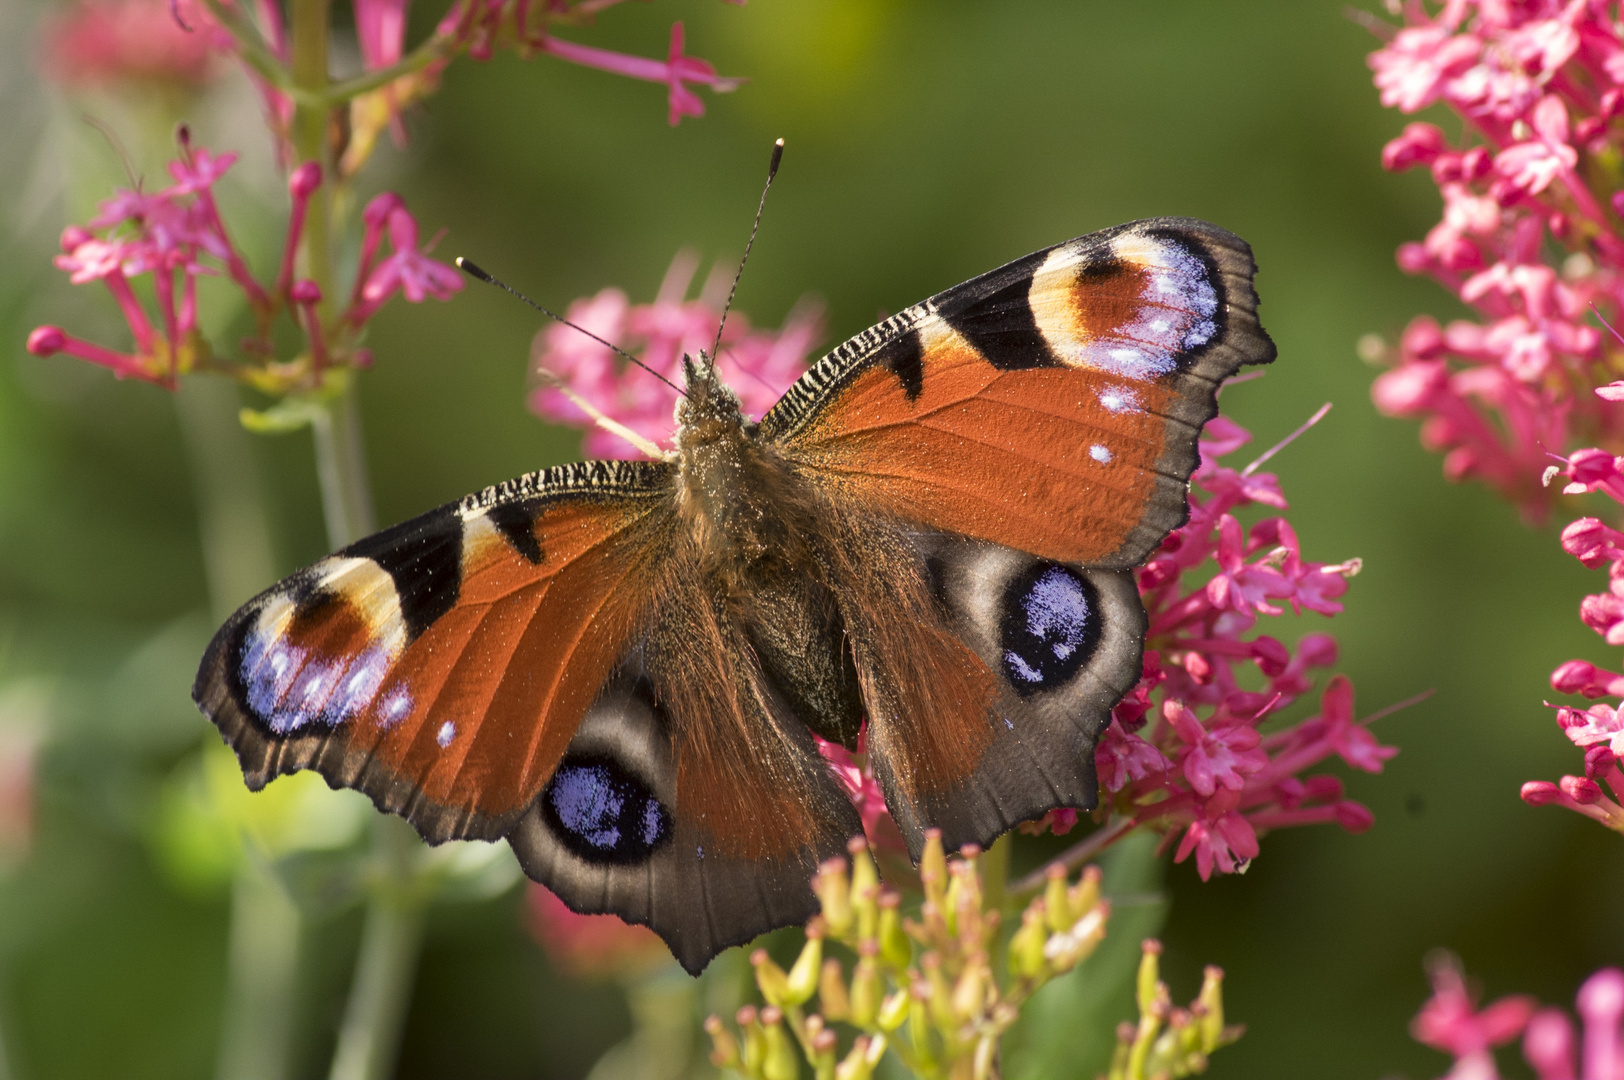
left=1, top=0, right=1617, bottom=1077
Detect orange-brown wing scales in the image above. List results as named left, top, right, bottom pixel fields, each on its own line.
left=193, top=460, right=674, bottom=844
left=763, top=218, right=1275, bottom=569
left=794, top=361, right=1180, bottom=566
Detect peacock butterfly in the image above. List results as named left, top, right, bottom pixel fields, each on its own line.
left=193, top=211, right=1275, bottom=974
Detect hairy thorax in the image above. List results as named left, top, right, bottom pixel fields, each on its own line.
left=672, top=364, right=864, bottom=748
left=674, top=370, right=808, bottom=572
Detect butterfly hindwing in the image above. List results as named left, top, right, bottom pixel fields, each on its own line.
left=510, top=540, right=864, bottom=974
left=890, top=530, right=1145, bottom=852
left=763, top=217, right=1275, bottom=568
left=193, top=460, right=675, bottom=843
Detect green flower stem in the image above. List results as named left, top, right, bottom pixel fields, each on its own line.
left=1008, top=816, right=1138, bottom=899
left=311, top=392, right=427, bottom=1080
left=193, top=0, right=306, bottom=101
left=320, top=33, right=462, bottom=106
left=328, top=818, right=428, bottom=1080
left=310, top=387, right=377, bottom=547
left=175, top=378, right=302, bottom=1080
left=217, top=859, right=303, bottom=1080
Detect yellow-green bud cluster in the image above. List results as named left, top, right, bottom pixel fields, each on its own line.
left=705, top=831, right=1113, bottom=1080
left=1103, top=941, right=1243, bottom=1080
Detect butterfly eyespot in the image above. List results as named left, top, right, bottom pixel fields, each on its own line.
left=235, top=595, right=397, bottom=735
left=1000, top=564, right=1102, bottom=696
left=542, top=754, right=673, bottom=865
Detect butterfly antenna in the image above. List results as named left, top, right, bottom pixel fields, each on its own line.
left=710, top=137, right=785, bottom=365
left=455, top=257, right=688, bottom=399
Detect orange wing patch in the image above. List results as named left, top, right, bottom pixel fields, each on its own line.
left=784, top=320, right=1180, bottom=566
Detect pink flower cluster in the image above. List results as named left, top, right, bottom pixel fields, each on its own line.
left=1367, top=0, right=1624, bottom=519
left=1521, top=446, right=1624, bottom=832
left=1081, top=410, right=1387, bottom=879
left=1410, top=955, right=1624, bottom=1080
left=27, top=133, right=460, bottom=392
left=529, top=250, right=823, bottom=458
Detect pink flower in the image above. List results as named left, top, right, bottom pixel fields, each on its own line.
left=814, top=732, right=906, bottom=856
left=1412, top=955, right=1537, bottom=1078
left=1173, top=792, right=1260, bottom=880
left=1407, top=962, right=1624, bottom=1080
left=1384, top=122, right=1449, bottom=171
left=1370, top=24, right=1482, bottom=113
left=1166, top=700, right=1267, bottom=798
left=40, top=0, right=229, bottom=88
left=1096, top=719, right=1171, bottom=793
left=33, top=135, right=454, bottom=394
left=358, top=207, right=463, bottom=308
left=540, top=21, right=742, bottom=126
left=530, top=249, right=823, bottom=458
left=1494, top=96, right=1577, bottom=196
left=354, top=0, right=408, bottom=70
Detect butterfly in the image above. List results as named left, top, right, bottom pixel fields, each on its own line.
left=193, top=217, right=1274, bottom=974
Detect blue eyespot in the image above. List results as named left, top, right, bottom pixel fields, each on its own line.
left=1000, top=564, right=1101, bottom=696
left=542, top=755, right=672, bottom=865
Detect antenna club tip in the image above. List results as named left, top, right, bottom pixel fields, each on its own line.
left=455, top=257, right=492, bottom=283
left=768, top=138, right=785, bottom=179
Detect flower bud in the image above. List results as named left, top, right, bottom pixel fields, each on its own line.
left=1197, top=965, right=1226, bottom=1051
left=1136, top=939, right=1164, bottom=1015
left=951, top=958, right=988, bottom=1022
left=813, top=857, right=852, bottom=938
left=1521, top=779, right=1562, bottom=806
left=876, top=890, right=910, bottom=971
left=1042, top=863, right=1069, bottom=934
left=876, top=988, right=910, bottom=1032
left=785, top=924, right=824, bottom=1006
left=26, top=326, right=66, bottom=356
left=288, top=161, right=323, bottom=198
left=920, top=830, right=947, bottom=909
left=810, top=1024, right=837, bottom=1080
left=834, top=1035, right=879, bottom=1080
left=819, top=958, right=850, bottom=1021
left=1067, top=865, right=1102, bottom=925
left=703, top=1015, right=740, bottom=1068
left=760, top=1007, right=799, bottom=1080
left=753, top=948, right=792, bottom=1007
left=1008, top=900, right=1049, bottom=981
left=738, top=1005, right=767, bottom=1075
left=849, top=950, right=882, bottom=1028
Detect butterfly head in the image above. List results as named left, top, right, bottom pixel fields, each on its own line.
left=675, top=352, right=743, bottom=437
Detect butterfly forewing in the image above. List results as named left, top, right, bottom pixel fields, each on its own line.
left=194, top=460, right=675, bottom=842
left=763, top=217, right=1275, bottom=567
